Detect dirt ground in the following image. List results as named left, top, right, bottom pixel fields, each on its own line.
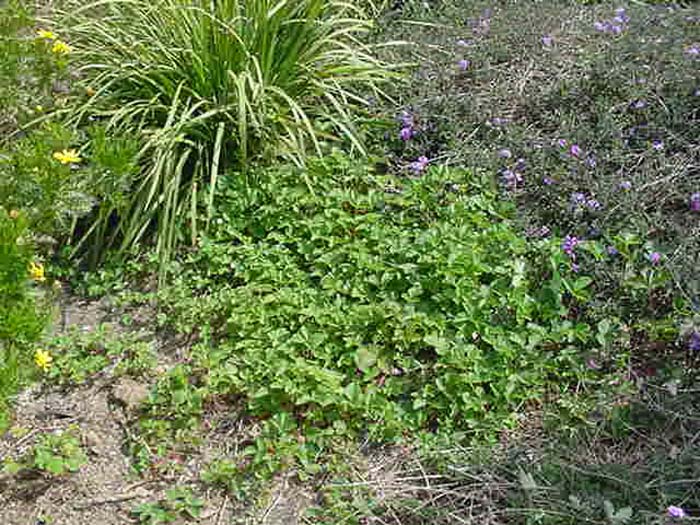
left=0, top=298, right=240, bottom=525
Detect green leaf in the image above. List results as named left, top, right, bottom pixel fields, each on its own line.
left=354, top=346, right=377, bottom=372
left=424, top=333, right=449, bottom=354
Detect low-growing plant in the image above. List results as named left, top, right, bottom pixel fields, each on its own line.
left=137, top=154, right=633, bottom=490
left=319, top=387, right=700, bottom=525
left=130, top=365, right=204, bottom=469
left=43, top=325, right=156, bottom=384
left=131, top=487, right=203, bottom=525
left=32, top=428, right=87, bottom=475
left=4, top=426, right=87, bottom=476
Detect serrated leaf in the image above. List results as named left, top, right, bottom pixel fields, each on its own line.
left=424, top=333, right=449, bottom=354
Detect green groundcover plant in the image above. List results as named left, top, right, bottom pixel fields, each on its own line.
left=51, top=0, right=391, bottom=267
left=135, top=153, right=623, bottom=490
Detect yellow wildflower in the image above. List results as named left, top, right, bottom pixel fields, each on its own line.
left=29, top=261, right=46, bottom=282
left=85, top=86, right=96, bottom=97
left=51, top=40, right=71, bottom=55
left=9, top=209, right=20, bottom=219
left=53, top=149, right=81, bottom=165
left=36, top=29, right=57, bottom=40
left=34, top=349, right=53, bottom=372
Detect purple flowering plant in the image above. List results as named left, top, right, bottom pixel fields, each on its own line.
left=667, top=506, right=687, bottom=519
left=690, top=193, right=700, bottom=212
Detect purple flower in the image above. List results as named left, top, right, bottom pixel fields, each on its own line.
left=667, top=506, right=687, bottom=519
left=631, top=99, right=647, bottom=109
left=689, top=192, right=700, bottom=212
left=689, top=331, right=700, bottom=351
left=585, top=156, right=597, bottom=168
left=594, top=21, right=606, bottom=32
left=613, top=7, right=629, bottom=24
left=652, top=139, right=664, bottom=150
left=685, top=45, right=700, bottom=56
left=541, top=35, right=553, bottom=47
left=648, top=252, right=662, bottom=265
left=615, top=10, right=630, bottom=24
left=526, top=226, right=551, bottom=238
left=497, top=148, right=512, bottom=159
left=458, top=59, right=471, bottom=71
left=399, top=111, right=414, bottom=128
left=607, top=245, right=619, bottom=256
left=490, top=117, right=509, bottom=127
left=400, top=126, right=413, bottom=141
left=586, top=199, right=602, bottom=210
left=571, top=192, right=586, bottom=204
left=409, top=155, right=429, bottom=174
left=570, top=144, right=582, bottom=158
left=562, top=235, right=579, bottom=258
left=456, top=39, right=470, bottom=47
left=542, top=176, right=555, bottom=185
left=557, top=138, right=568, bottom=148
left=500, top=169, right=523, bottom=189
left=620, top=180, right=632, bottom=190
left=572, top=263, right=580, bottom=273
left=514, top=158, right=527, bottom=172
left=610, top=24, right=623, bottom=35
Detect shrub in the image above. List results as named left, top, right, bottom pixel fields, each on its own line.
left=0, top=0, right=69, bottom=141
left=54, top=0, right=390, bottom=267
left=375, top=1, right=699, bottom=314
left=0, top=208, right=50, bottom=430
left=0, top=122, right=140, bottom=260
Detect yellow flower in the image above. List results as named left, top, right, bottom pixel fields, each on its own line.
left=85, top=86, right=96, bottom=97
left=29, top=261, right=46, bottom=282
left=51, top=40, right=71, bottom=55
left=9, top=209, right=20, bottom=219
left=53, top=149, right=81, bottom=165
left=36, top=29, right=57, bottom=40
left=34, top=349, right=53, bottom=372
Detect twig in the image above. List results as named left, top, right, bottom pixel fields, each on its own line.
left=215, top=495, right=229, bottom=525
left=8, top=428, right=40, bottom=454
left=72, top=491, right=142, bottom=510
left=260, top=489, right=283, bottom=524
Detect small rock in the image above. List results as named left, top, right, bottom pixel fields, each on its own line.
left=81, top=429, right=104, bottom=454
left=111, top=378, right=150, bottom=413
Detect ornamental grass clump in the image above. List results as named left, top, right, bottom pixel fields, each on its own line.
left=56, top=0, right=389, bottom=266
